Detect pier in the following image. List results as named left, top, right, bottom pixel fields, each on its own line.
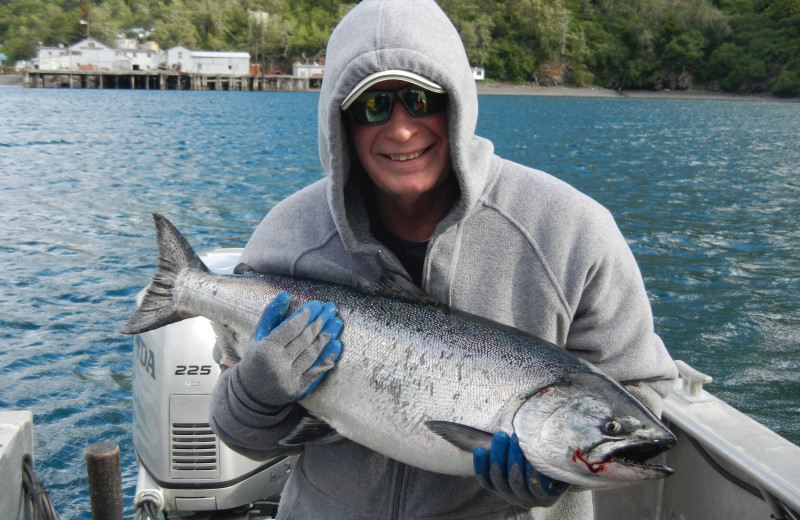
left=23, top=70, right=318, bottom=91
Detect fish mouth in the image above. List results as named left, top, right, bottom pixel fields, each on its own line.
left=603, top=441, right=674, bottom=474
left=578, top=434, right=676, bottom=479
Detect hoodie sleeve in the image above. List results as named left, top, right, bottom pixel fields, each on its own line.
left=564, top=214, right=677, bottom=417
left=207, top=187, right=328, bottom=459
left=209, top=365, right=304, bottom=460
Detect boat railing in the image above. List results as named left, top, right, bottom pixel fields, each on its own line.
left=595, top=360, right=800, bottom=520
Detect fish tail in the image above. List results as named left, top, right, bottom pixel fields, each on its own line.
left=120, top=214, right=208, bottom=334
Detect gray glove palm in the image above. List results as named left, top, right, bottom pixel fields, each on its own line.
left=236, top=291, right=343, bottom=407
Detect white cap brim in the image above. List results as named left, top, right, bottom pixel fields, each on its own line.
left=341, top=70, right=445, bottom=110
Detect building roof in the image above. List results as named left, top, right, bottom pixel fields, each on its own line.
left=119, top=48, right=164, bottom=54
left=69, top=38, right=112, bottom=51
left=191, top=51, right=250, bottom=59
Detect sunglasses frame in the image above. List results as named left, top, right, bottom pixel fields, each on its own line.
left=345, top=85, right=448, bottom=126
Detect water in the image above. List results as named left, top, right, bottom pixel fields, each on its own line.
left=1, top=87, right=798, bottom=518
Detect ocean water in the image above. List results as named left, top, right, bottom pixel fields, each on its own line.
left=1, top=87, right=798, bottom=518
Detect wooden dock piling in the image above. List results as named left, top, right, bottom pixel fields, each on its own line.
left=86, top=442, right=123, bottom=520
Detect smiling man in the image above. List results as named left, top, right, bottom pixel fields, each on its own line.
left=347, top=78, right=455, bottom=245
left=209, top=0, right=677, bottom=518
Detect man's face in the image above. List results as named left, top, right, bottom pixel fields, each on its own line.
left=349, top=81, right=451, bottom=203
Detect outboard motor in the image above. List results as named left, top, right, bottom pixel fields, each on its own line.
left=132, top=249, right=293, bottom=518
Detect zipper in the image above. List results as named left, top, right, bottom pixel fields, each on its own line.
left=376, top=248, right=409, bottom=279
left=390, top=462, right=406, bottom=520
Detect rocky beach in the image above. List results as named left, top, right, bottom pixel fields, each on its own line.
left=477, top=83, right=797, bottom=102
left=0, top=73, right=24, bottom=86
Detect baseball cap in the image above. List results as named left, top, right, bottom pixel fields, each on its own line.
left=341, top=70, right=445, bottom=110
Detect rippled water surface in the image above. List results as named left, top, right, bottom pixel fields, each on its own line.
left=1, top=87, right=798, bottom=518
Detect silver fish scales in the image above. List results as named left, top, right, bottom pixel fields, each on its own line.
left=123, top=214, right=676, bottom=488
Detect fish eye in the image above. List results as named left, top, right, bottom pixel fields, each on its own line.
left=602, top=419, right=621, bottom=435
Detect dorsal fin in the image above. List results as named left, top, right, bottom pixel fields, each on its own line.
left=368, top=271, right=438, bottom=303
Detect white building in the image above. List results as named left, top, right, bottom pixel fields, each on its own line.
left=36, top=46, right=71, bottom=70
left=33, top=40, right=251, bottom=75
left=115, top=38, right=139, bottom=50
left=119, top=48, right=164, bottom=71
left=115, top=40, right=164, bottom=71
left=293, top=62, right=324, bottom=78
left=37, top=38, right=132, bottom=71
left=68, top=38, right=132, bottom=71
left=165, top=46, right=191, bottom=71
left=472, top=67, right=485, bottom=81
left=248, top=10, right=269, bottom=26
left=166, top=47, right=250, bottom=75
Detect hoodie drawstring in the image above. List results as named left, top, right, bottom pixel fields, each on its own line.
left=348, top=252, right=359, bottom=287
left=444, top=221, right=464, bottom=306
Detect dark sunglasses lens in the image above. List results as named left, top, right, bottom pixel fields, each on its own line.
left=350, top=93, right=393, bottom=124
left=400, top=88, right=447, bottom=117
left=347, top=87, right=447, bottom=125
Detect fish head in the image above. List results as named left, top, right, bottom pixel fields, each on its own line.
left=512, top=372, right=676, bottom=488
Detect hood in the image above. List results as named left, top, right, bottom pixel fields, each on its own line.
left=319, top=0, right=495, bottom=256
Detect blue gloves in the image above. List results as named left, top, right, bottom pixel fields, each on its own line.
left=236, top=291, right=343, bottom=406
left=474, top=432, right=570, bottom=509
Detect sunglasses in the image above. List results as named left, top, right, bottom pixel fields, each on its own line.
left=345, top=85, right=448, bottom=125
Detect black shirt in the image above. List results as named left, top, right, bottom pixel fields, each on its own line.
left=369, top=208, right=428, bottom=287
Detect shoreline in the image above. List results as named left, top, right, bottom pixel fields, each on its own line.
left=3, top=73, right=795, bottom=101
left=476, top=83, right=798, bottom=102
left=0, top=74, right=24, bottom=86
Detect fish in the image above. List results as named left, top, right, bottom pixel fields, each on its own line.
left=122, top=214, right=676, bottom=488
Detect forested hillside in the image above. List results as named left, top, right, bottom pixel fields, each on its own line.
left=1, top=0, right=798, bottom=95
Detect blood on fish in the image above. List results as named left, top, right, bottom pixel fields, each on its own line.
left=571, top=448, right=607, bottom=473
left=537, top=387, right=550, bottom=396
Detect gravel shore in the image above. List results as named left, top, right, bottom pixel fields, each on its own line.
left=477, top=83, right=797, bottom=102
left=0, top=74, right=24, bottom=86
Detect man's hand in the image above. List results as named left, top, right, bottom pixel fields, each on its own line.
left=236, top=291, right=343, bottom=406
left=474, top=432, right=570, bottom=509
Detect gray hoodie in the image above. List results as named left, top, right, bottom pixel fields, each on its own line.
left=209, top=0, right=678, bottom=518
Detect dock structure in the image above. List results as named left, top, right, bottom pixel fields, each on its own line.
left=23, top=70, right=318, bottom=91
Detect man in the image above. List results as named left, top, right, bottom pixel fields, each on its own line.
left=209, top=0, right=677, bottom=518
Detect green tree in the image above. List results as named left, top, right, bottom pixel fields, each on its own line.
left=0, top=0, right=797, bottom=96
left=88, top=0, right=134, bottom=44
left=662, top=30, right=707, bottom=88
left=150, top=0, right=199, bottom=49
left=0, top=0, right=83, bottom=61
left=725, top=54, right=768, bottom=91
left=564, top=24, right=593, bottom=86
left=770, top=69, right=800, bottom=96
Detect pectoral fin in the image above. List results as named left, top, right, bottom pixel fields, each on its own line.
left=279, top=415, right=341, bottom=446
left=211, top=322, right=240, bottom=367
left=425, top=421, right=494, bottom=453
